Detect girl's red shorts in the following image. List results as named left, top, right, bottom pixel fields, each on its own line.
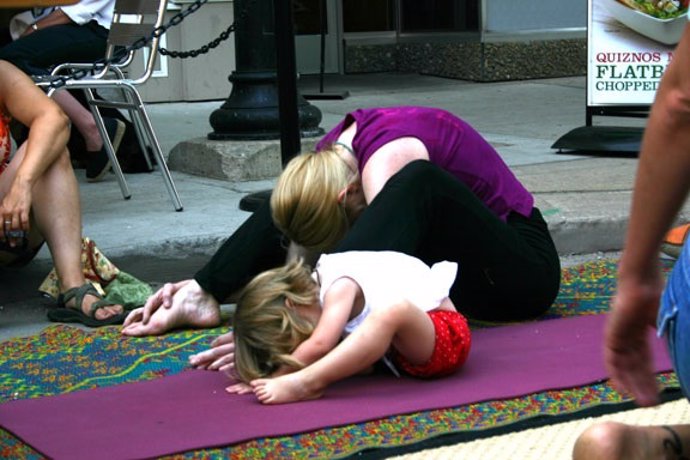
left=392, top=310, right=471, bottom=378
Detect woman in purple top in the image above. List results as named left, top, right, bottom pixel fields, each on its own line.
left=318, top=106, right=534, bottom=221
left=123, top=106, right=560, bottom=371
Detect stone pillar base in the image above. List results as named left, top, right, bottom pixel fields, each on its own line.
left=167, top=137, right=319, bottom=181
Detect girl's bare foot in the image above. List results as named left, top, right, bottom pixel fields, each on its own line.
left=250, top=373, right=324, bottom=404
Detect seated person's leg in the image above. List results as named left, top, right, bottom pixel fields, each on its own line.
left=1, top=142, right=123, bottom=322
left=122, top=199, right=286, bottom=337
left=0, top=24, right=120, bottom=182
left=195, top=198, right=288, bottom=302
left=0, top=23, right=107, bottom=76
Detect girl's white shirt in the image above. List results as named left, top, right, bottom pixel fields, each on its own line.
left=314, top=251, right=458, bottom=335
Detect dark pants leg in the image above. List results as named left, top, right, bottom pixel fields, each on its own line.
left=195, top=199, right=287, bottom=303
left=335, top=160, right=561, bottom=321
left=195, top=161, right=560, bottom=319
left=0, top=21, right=107, bottom=76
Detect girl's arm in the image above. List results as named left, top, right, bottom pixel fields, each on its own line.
left=288, top=277, right=360, bottom=368
left=360, top=137, right=430, bottom=202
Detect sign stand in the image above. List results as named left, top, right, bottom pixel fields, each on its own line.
left=552, top=106, right=647, bottom=154
left=552, top=0, right=685, bottom=155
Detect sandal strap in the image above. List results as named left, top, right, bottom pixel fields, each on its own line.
left=58, top=283, right=102, bottom=314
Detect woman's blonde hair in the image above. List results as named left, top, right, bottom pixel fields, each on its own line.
left=271, top=148, right=358, bottom=252
left=233, top=259, right=320, bottom=383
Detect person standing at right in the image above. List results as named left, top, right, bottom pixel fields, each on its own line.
left=573, top=15, right=690, bottom=460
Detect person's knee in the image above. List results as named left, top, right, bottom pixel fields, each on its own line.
left=53, top=148, right=72, bottom=171
left=392, top=160, right=445, bottom=188
left=573, top=422, right=629, bottom=460
left=379, top=160, right=461, bottom=206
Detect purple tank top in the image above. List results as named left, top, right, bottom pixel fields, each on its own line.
left=316, top=106, right=534, bottom=221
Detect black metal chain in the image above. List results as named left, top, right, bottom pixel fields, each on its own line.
left=159, top=0, right=250, bottom=59
left=46, top=0, right=252, bottom=89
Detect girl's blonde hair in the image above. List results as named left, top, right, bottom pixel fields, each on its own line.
left=271, top=148, right=358, bottom=252
left=233, top=259, right=320, bottom=383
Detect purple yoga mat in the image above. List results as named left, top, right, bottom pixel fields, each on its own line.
left=0, top=314, right=672, bottom=460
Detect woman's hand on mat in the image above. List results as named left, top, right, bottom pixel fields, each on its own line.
left=606, top=274, right=663, bottom=407
left=225, top=381, right=252, bottom=395
left=121, top=280, right=222, bottom=336
left=189, top=331, right=235, bottom=372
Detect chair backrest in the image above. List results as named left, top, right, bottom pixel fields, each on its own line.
left=106, top=0, right=169, bottom=84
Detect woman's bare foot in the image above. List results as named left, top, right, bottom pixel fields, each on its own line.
left=573, top=422, right=690, bottom=460
left=121, top=281, right=221, bottom=336
left=250, top=373, right=324, bottom=404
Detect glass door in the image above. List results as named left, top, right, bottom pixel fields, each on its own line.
left=294, top=0, right=340, bottom=74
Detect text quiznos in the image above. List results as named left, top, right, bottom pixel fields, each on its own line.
left=594, top=52, right=671, bottom=92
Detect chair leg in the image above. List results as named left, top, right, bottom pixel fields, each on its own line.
left=130, top=111, right=155, bottom=171
left=119, top=87, right=154, bottom=171
left=124, top=85, right=183, bottom=212
left=84, top=88, right=132, bottom=201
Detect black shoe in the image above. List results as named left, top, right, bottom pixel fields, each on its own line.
left=86, top=118, right=126, bottom=182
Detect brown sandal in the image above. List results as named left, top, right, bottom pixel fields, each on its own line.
left=47, top=283, right=125, bottom=327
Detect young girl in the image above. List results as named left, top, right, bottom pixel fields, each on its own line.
left=228, top=251, right=471, bottom=405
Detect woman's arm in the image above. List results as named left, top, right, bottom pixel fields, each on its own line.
left=359, top=137, right=429, bottom=202
left=0, top=61, right=70, bottom=231
left=1, top=62, right=70, bottom=187
left=606, top=25, right=690, bottom=407
left=21, top=9, right=72, bottom=37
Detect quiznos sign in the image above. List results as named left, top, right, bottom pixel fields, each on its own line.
left=588, top=0, right=688, bottom=106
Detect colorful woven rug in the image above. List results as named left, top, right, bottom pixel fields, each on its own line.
left=0, top=258, right=679, bottom=459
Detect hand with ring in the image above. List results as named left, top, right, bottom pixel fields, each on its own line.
left=2, top=218, right=27, bottom=249
left=1, top=178, right=32, bottom=248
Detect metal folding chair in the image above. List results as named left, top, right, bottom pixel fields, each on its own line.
left=39, top=0, right=183, bottom=211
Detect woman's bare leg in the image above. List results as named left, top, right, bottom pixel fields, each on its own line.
left=52, top=91, right=102, bottom=152
left=573, top=422, right=690, bottom=460
left=1, top=144, right=122, bottom=319
left=250, top=300, right=436, bottom=404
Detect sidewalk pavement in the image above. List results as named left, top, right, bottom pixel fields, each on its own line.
left=66, top=72, right=688, bottom=265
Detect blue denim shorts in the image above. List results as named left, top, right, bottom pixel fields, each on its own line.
left=658, top=241, right=690, bottom=399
